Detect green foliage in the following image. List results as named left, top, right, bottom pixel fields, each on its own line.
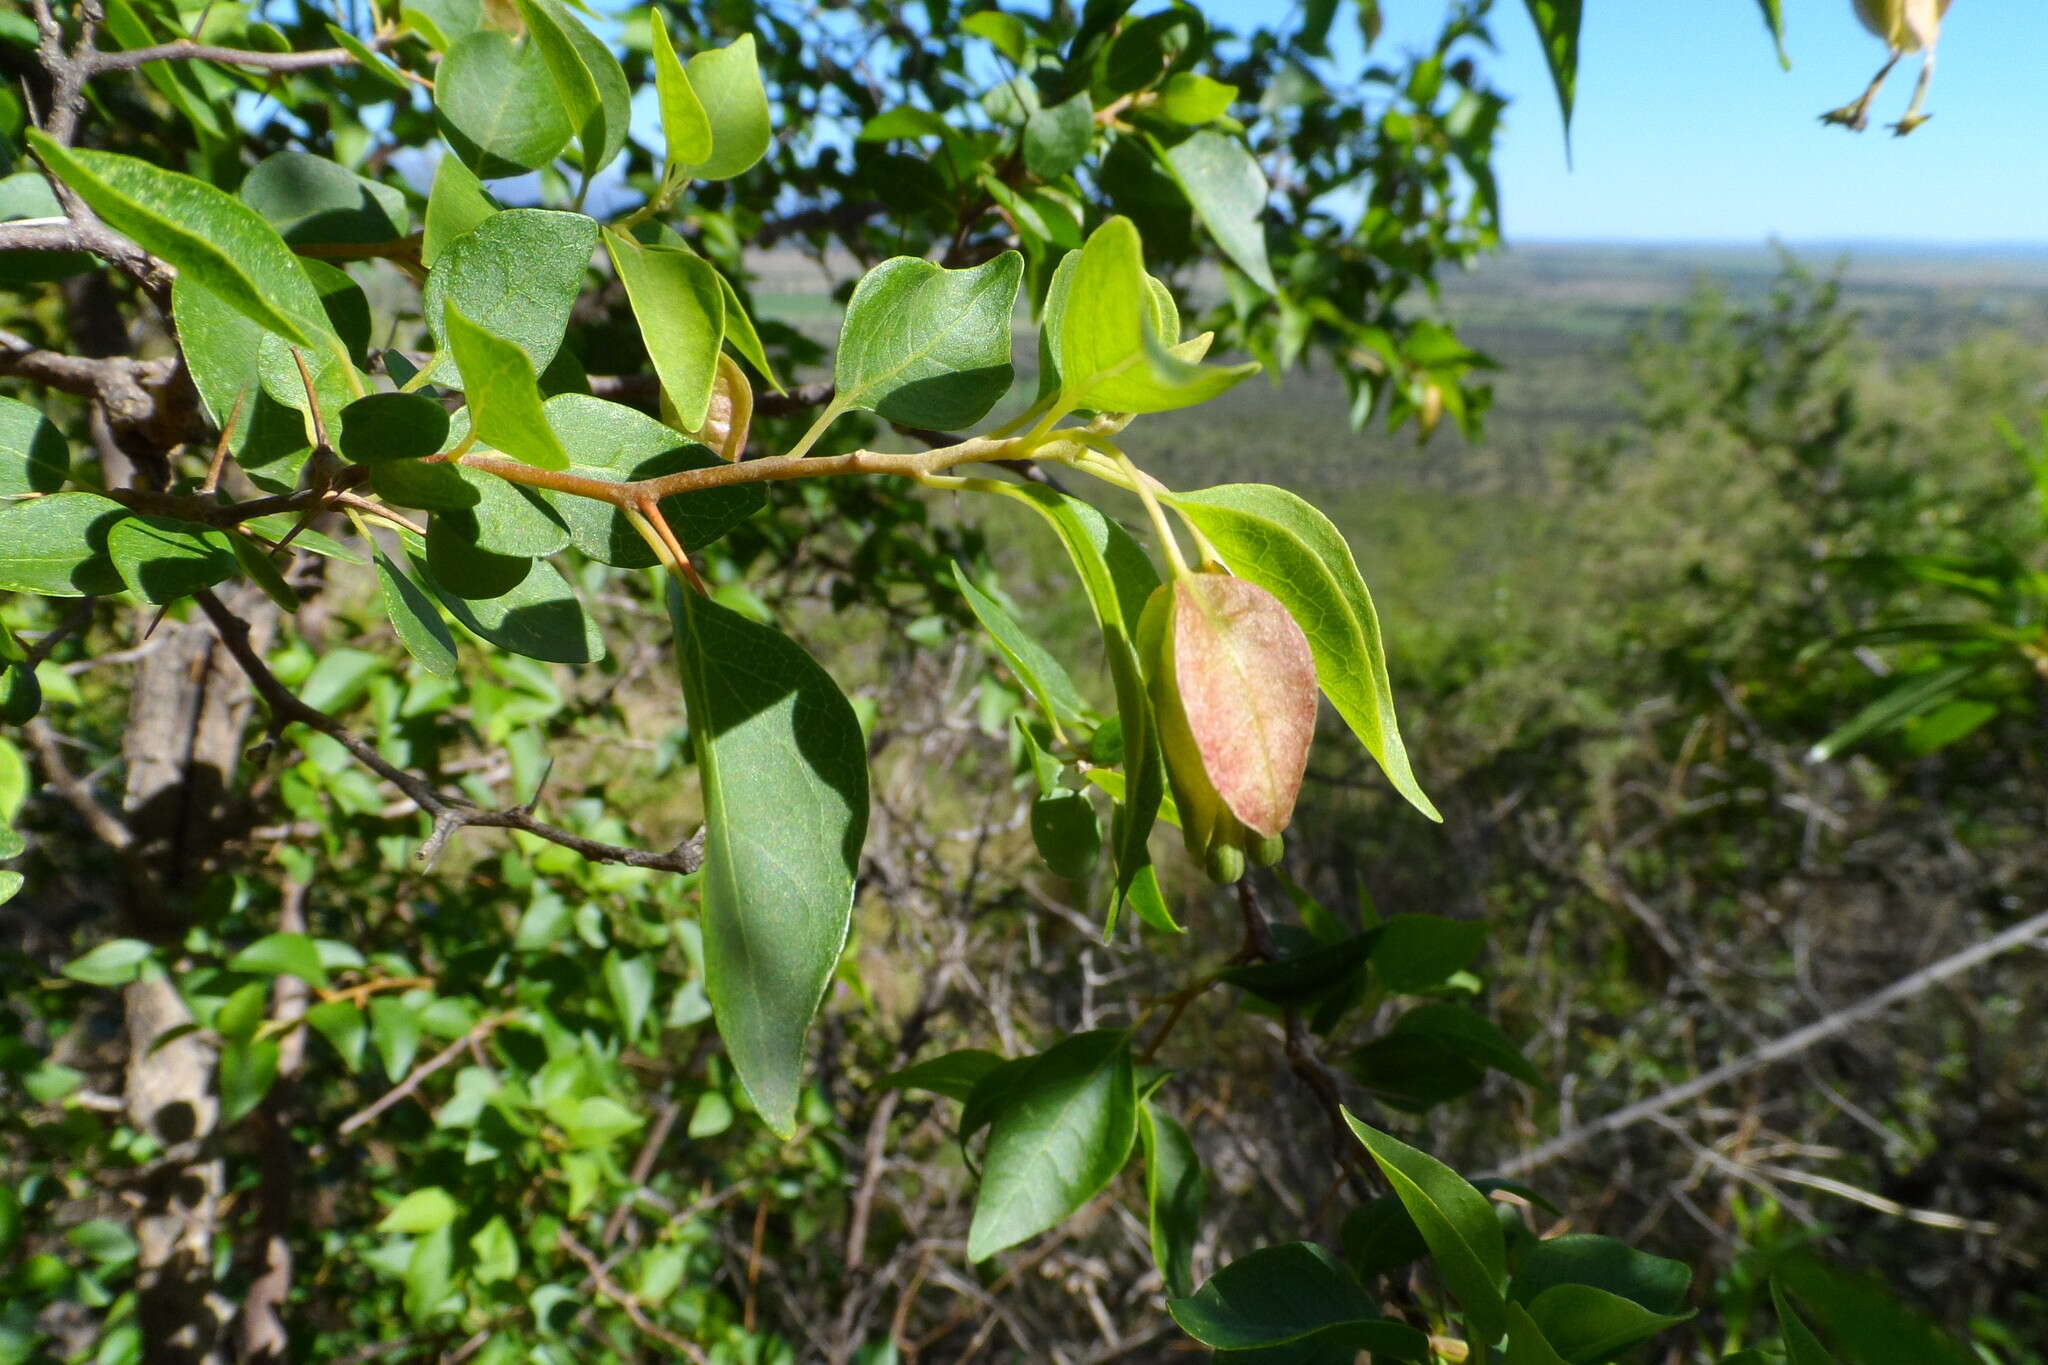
left=0, top=4, right=1989, bottom=1363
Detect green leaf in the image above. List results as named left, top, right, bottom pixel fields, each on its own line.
left=219, top=1037, right=280, bottom=1125
left=305, top=999, right=367, bottom=1071
left=1808, top=660, right=1992, bottom=762
left=1157, top=131, right=1276, bottom=293
left=1371, top=914, right=1486, bottom=992
left=1514, top=1236, right=1689, bottom=1315
left=1161, top=72, right=1236, bottom=125
left=603, top=950, right=655, bottom=1042
left=471, top=1215, right=520, bottom=1285
left=380, top=1187, right=460, bottom=1235
left=1167, top=1242, right=1430, bottom=1361
left=1342, top=1112, right=1508, bottom=1342
left=106, top=516, right=237, bottom=603
left=1030, top=791, right=1102, bottom=880
left=240, top=150, right=406, bottom=246
left=61, top=939, right=153, bottom=986
left=1754, top=0, right=1790, bottom=68
left=603, top=229, right=725, bottom=430
left=1342, top=1192, right=1428, bottom=1283
left=1165, top=484, right=1437, bottom=821
left=425, top=517, right=529, bottom=600
left=670, top=588, right=868, bottom=1137
left=880, top=1049, right=1005, bottom=1103
left=650, top=12, right=712, bottom=167
left=444, top=303, right=571, bottom=471
left=28, top=133, right=340, bottom=358
left=1052, top=217, right=1255, bottom=414
left=991, top=484, right=1168, bottom=931
left=228, top=932, right=331, bottom=987
left=0, top=396, right=68, bottom=497
left=511, top=0, right=630, bottom=179
left=540, top=394, right=762, bottom=565
left=324, top=23, right=409, bottom=89
left=216, top=981, right=268, bottom=1042
left=370, top=996, right=422, bottom=1079
left=1525, top=1284, right=1693, bottom=1364
left=561, top=1094, right=643, bottom=1147
left=374, top=545, right=459, bottom=676
left=952, top=563, right=1088, bottom=730
left=1024, top=91, right=1093, bottom=181
left=1138, top=1101, right=1203, bottom=1298
left=714, top=271, right=783, bottom=391
left=687, top=1091, right=734, bottom=1137
left=1772, top=1280, right=1838, bottom=1365
left=1506, top=1303, right=1573, bottom=1365
left=414, top=457, right=571, bottom=556
left=339, top=393, right=449, bottom=464
left=1522, top=0, right=1582, bottom=136
left=964, top=10, right=1027, bottom=62
left=669, top=35, right=770, bottom=180
left=1218, top=933, right=1375, bottom=1007
left=403, top=1225, right=454, bottom=1326
left=968, top=1029, right=1137, bottom=1261
left=423, top=207, right=596, bottom=386
left=1392, top=1002, right=1544, bottom=1089
left=833, top=252, right=1023, bottom=430
left=422, top=154, right=497, bottom=269
left=434, top=30, right=573, bottom=177
left=1771, top=1255, right=1973, bottom=1365
left=418, top=545, right=603, bottom=665
left=0, top=492, right=125, bottom=596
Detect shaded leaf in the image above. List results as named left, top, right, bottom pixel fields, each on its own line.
left=434, top=30, right=573, bottom=177
left=0, top=492, right=125, bottom=597
left=880, top=1049, right=1005, bottom=1102
left=1157, top=131, right=1276, bottom=293
left=1139, top=1100, right=1204, bottom=1298
left=834, top=252, right=1023, bottom=430
left=1168, top=1242, right=1430, bottom=1361
left=1343, top=1112, right=1508, bottom=1342
left=107, top=516, right=236, bottom=604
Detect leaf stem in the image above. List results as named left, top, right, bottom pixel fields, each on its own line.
left=1103, top=444, right=1187, bottom=577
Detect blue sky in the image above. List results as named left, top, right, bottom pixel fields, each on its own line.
left=1211, top=1, right=2048, bottom=245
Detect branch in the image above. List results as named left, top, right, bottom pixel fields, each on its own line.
left=335, top=1012, right=517, bottom=1137
left=1500, top=906, right=2048, bottom=1177
left=82, top=39, right=369, bottom=76
left=192, top=591, right=707, bottom=876
left=558, top=1229, right=713, bottom=1365
left=24, top=716, right=135, bottom=851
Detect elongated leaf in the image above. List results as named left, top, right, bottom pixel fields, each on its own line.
left=1754, top=0, right=1790, bottom=69
left=1156, top=131, right=1276, bottom=293
left=968, top=1029, right=1137, bottom=1260
left=671, top=35, right=770, bottom=180
left=1807, top=659, right=1993, bottom=762
left=374, top=546, right=458, bottom=676
left=423, top=207, right=595, bottom=385
left=0, top=397, right=67, bottom=499
left=106, top=516, right=235, bottom=603
left=29, top=133, right=340, bottom=357
left=61, top=939, right=153, bottom=986
left=651, top=12, right=712, bottom=168
left=714, top=272, right=783, bottom=391
left=0, top=493, right=128, bottom=597
left=670, top=588, right=867, bottom=1137
left=1393, top=1002, right=1545, bottom=1089
left=1525, top=1284, right=1692, bottom=1363
left=834, top=252, right=1022, bottom=430
left=1771, top=1255, right=1973, bottom=1365
left=1513, top=1235, right=1689, bottom=1314
left=952, top=563, right=1088, bottom=730
left=992, top=484, right=1171, bottom=931
left=541, top=394, right=762, bottom=565
left=444, top=303, right=570, bottom=470
left=1772, top=1280, right=1838, bottom=1365
left=1219, top=933, right=1375, bottom=1006
left=1168, top=1242, right=1431, bottom=1361
left=603, top=230, right=725, bottom=430
left=434, top=30, right=573, bottom=177
left=1168, top=484, right=1437, bottom=820
left=1138, top=1101, right=1203, bottom=1298
left=512, top=0, right=629, bottom=178
left=880, top=1049, right=1005, bottom=1102
left=1343, top=1112, right=1508, bottom=1342
left=1507, top=1303, right=1573, bottom=1365
left=228, top=932, right=331, bottom=987
left=421, top=550, right=602, bottom=665
left=1522, top=0, right=1582, bottom=136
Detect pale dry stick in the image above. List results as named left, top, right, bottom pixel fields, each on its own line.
left=1502, top=906, right=2048, bottom=1177
left=557, top=1229, right=715, bottom=1365
left=335, top=1011, right=517, bottom=1137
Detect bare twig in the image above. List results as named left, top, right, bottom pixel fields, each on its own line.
left=336, top=1012, right=517, bottom=1137
left=558, top=1229, right=713, bottom=1365
left=192, top=590, right=707, bottom=875
left=1502, top=907, right=2048, bottom=1176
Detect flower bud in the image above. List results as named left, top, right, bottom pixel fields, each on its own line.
left=1138, top=572, right=1318, bottom=883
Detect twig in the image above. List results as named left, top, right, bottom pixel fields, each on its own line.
left=1501, top=907, right=2048, bottom=1176
left=558, top=1229, right=713, bottom=1365
left=336, top=1012, right=516, bottom=1137
left=192, top=591, right=707, bottom=875
left=24, top=716, right=134, bottom=850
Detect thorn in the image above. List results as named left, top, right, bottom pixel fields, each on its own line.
left=289, top=347, right=331, bottom=455
left=141, top=604, right=170, bottom=640
left=199, top=388, right=245, bottom=495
